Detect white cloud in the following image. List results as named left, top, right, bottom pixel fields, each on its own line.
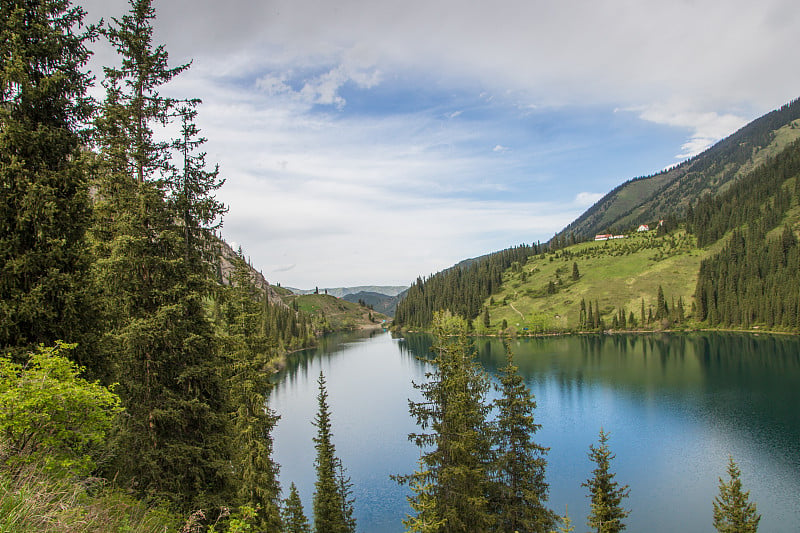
left=77, top=0, right=800, bottom=286
left=574, top=192, right=605, bottom=207
left=634, top=105, right=749, bottom=158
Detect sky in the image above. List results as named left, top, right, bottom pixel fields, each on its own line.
left=80, top=0, right=800, bottom=289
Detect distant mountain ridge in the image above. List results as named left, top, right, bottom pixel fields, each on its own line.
left=555, top=98, right=800, bottom=241
left=341, top=290, right=406, bottom=318
left=286, top=285, right=408, bottom=298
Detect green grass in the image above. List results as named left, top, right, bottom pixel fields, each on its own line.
left=480, top=231, right=710, bottom=334
left=0, top=467, right=180, bottom=533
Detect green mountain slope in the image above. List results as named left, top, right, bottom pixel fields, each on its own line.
left=288, top=293, right=389, bottom=332
left=557, top=98, right=800, bottom=240
left=486, top=140, right=800, bottom=334
left=396, top=99, right=800, bottom=334
left=480, top=231, right=709, bottom=334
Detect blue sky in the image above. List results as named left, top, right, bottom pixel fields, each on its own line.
left=82, top=0, right=800, bottom=288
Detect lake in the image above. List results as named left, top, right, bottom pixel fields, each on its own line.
left=269, top=330, right=800, bottom=532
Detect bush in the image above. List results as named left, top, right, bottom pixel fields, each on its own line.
left=0, top=342, right=122, bottom=477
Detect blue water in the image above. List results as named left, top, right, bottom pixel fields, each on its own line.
left=269, top=331, right=800, bottom=532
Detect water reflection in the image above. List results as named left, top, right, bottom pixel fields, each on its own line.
left=271, top=331, right=800, bottom=533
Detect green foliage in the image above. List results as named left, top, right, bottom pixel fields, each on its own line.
left=0, top=0, right=100, bottom=370
left=712, top=457, right=760, bottom=533
left=582, top=429, right=630, bottom=533
left=0, top=342, right=121, bottom=476
left=0, top=342, right=120, bottom=476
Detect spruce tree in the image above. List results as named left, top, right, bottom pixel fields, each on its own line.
left=491, top=345, right=557, bottom=532
left=225, top=258, right=283, bottom=530
left=0, top=0, right=99, bottom=369
left=656, top=285, right=668, bottom=321
left=312, top=372, right=355, bottom=533
left=582, top=429, right=630, bottom=533
left=398, top=311, right=494, bottom=532
left=712, top=456, right=760, bottom=532
left=92, top=0, right=230, bottom=511
left=282, top=482, right=311, bottom=533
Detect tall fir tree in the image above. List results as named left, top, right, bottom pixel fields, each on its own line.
left=0, top=0, right=100, bottom=370
left=312, top=372, right=356, bottom=533
left=491, top=344, right=557, bottom=532
left=712, top=457, right=760, bottom=533
left=399, top=311, right=495, bottom=532
left=582, top=429, right=630, bottom=533
left=224, top=255, right=283, bottom=530
left=92, top=0, right=230, bottom=511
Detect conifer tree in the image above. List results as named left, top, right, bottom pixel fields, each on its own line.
left=712, top=457, right=760, bottom=533
left=282, top=482, right=311, bottom=533
left=0, top=0, right=99, bottom=369
left=656, top=285, right=668, bottom=321
left=572, top=262, right=580, bottom=281
left=582, top=429, right=630, bottom=533
left=491, top=345, right=557, bottom=532
left=640, top=299, right=646, bottom=327
left=312, top=372, right=355, bottom=533
left=399, top=311, right=494, bottom=532
left=225, top=258, right=283, bottom=530
left=92, top=0, right=230, bottom=511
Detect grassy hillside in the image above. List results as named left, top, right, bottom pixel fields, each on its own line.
left=479, top=231, right=711, bottom=334
left=287, top=293, right=389, bottom=332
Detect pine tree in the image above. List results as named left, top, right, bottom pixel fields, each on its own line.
left=225, top=259, right=283, bottom=530
left=582, top=429, right=630, bottom=533
left=572, top=262, right=580, bottom=281
left=712, top=456, right=760, bottom=533
left=312, top=373, right=355, bottom=533
left=282, top=482, right=311, bottom=533
left=640, top=299, right=646, bottom=327
left=655, top=285, right=668, bottom=321
left=398, top=311, right=494, bottom=532
left=0, top=0, right=100, bottom=370
left=492, top=345, right=557, bottom=532
left=92, top=0, right=230, bottom=511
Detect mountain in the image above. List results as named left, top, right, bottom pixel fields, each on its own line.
left=286, top=285, right=408, bottom=298
left=555, top=98, right=800, bottom=242
left=288, top=293, right=391, bottom=330
left=341, top=290, right=406, bottom=318
left=394, top=98, right=800, bottom=333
